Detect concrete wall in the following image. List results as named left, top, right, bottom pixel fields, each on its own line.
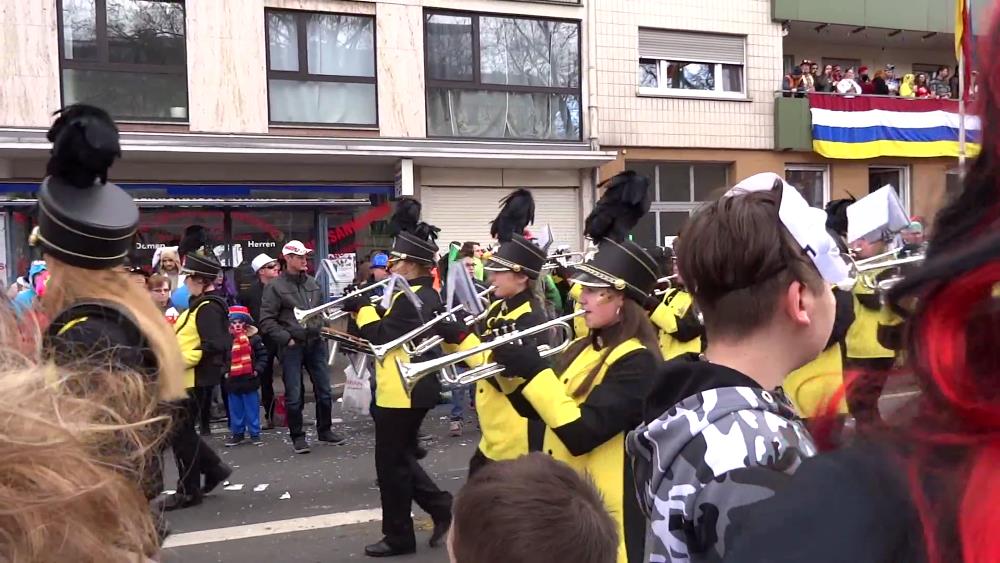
left=783, top=37, right=955, bottom=76
left=594, top=0, right=782, bottom=150
left=0, top=1, right=60, bottom=127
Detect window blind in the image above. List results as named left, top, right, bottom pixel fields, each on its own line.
left=638, top=28, right=745, bottom=65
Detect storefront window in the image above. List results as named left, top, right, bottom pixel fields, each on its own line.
left=6, top=212, right=38, bottom=285
left=134, top=209, right=226, bottom=268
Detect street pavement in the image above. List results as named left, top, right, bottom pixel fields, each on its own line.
left=159, top=376, right=919, bottom=563
left=161, top=401, right=476, bottom=563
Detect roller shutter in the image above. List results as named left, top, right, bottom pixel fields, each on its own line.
left=421, top=187, right=581, bottom=250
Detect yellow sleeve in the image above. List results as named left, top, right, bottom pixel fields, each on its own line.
left=649, top=301, right=678, bottom=333
left=521, top=368, right=581, bottom=428
left=441, top=332, right=490, bottom=368
left=355, top=304, right=381, bottom=328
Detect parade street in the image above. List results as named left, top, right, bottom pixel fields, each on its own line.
left=161, top=403, right=474, bottom=563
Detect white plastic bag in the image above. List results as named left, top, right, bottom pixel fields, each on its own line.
left=342, top=362, right=371, bottom=416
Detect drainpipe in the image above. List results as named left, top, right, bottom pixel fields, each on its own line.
left=586, top=0, right=600, bottom=241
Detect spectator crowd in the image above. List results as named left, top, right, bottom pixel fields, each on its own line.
left=783, top=59, right=970, bottom=99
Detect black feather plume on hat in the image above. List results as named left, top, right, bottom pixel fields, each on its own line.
left=46, top=104, right=121, bottom=189
left=178, top=225, right=209, bottom=258
left=825, top=196, right=856, bottom=239
left=490, top=188, right=535, bottom=242
left=584, top=171, right=652, bottom=243
left=388, top=198, right=421, bottom=237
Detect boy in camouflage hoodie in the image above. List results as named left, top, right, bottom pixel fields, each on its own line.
left=627, top=173, right=853, bottom=562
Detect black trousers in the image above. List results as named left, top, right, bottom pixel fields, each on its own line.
left=170, top=392, right=224, bottom=496
left=260, top=342, right=278, bottom=422
left=193, top=385, right=214, bottom=433
left=372, top=406, right=452, bottom=548
left=845, top=357, right=895, bottom=426
left=468, top=448, right=491, bottom=480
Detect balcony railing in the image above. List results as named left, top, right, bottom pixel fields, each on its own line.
left=775, top=92, right=979, bottom=158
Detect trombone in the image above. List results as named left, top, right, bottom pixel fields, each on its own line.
left=294, top=277, right=393, bottom=325
left=848, top=253, right=925, bottom=290
left=389, top=285, right=495, bottom=359
left=396, top=310, right=585, bottom=395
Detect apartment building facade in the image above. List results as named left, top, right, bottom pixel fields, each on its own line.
left=0, top=0, right=610, bottom=284
left=595, top=0, right=989, bottom=250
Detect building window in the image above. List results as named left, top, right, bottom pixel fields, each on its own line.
left=266, top=10, right=377, bottom=126
left=626, top=161, right=730, bottom=248
left=424, top=10, right=581, bottom=141
left=785, top=165, right=829, bottom=207
left=869, top=166, right=910, bottom=212
left=637, top=28, right=745, bottom=99
left=58, top=0, right=188, bottom=121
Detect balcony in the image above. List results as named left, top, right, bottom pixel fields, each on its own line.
left=775, top=96, right=813, bottom=151
left=772, top=0, right=988, bottom=33
left=774, top=92, right=979, bottom=158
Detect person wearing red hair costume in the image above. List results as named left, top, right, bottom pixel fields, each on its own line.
left=722, top=9, right=1000, bottom=563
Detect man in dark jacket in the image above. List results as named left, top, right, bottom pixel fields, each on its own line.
left=239, top=253, right=282, bottom=428
left=259, top=240, right=346, bottom=453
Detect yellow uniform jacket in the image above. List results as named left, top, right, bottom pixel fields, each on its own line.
left=503, top=336, right=655, bottom=563
left=845, top=275, right=903, bottom=360
left=649, top=288, right=703, bottom=360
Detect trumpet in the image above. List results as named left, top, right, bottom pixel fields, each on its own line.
left=848, top=254, right=925, bottom=290
left=294, top=278, right=393, bottom=325
left=653, top=274, right=679, bottom=295
left=396, top=310, right=584, bottom=396
left=358, top=285, right=495, bottom=361
left=542, top=251, right=587, bottom=271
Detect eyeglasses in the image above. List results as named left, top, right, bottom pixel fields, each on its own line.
left=262, top=263, right=280, bottom=270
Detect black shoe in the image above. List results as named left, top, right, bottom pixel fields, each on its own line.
left=317, top=429, right=347, bottom=445
left=417, top=431, right=432, bottom=442
left=224, top=434, right=244, bottom=447
left=199, top=427, right=211, bottom=437
left=162, top=492, right=202, bottom=511
left=293, top=437, right=311, bottom=454
left=414, top=445, right=428, bottom=460
left=250, top=435, right=262, bottom=445
left=202, top=463, right=233, bottom=495
left=364, top=539, right=416, bottom=557
left=429, top=496, right=454, bottom=548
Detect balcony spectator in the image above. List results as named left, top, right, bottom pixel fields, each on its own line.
left=930, top=66, right=952, bottom=99
left=782, top=67, right=807, bottom=98
left=836, top=68, right=863, bottom=95
left=949, top=65, right=960, bottom=99
left=885, top=64, right=900, bottom=95
left=831, top=65, right=844, bottom=85
left=815, top=64, right=835, bottom=93
left=872, top=70, right=890, bottom=96
left=914, top=73, right=932, bottom=98
left=900, top=73, right=916, bottom=97
left=858, top=66, right=875, bottom=95
left=799, top=60, right=815, bottom=92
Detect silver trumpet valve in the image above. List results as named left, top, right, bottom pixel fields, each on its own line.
left=293, top=277, right=393, bottom=326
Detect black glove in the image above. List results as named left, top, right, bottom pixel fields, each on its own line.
left=492, top=342, right=546, bottom=380
left=340, top=294, right=371, bottom=314
left=643, top=294, right=661, bottom=314
left=434, top=318, right=469, bottom=345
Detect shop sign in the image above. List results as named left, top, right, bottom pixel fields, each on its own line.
left=323, top=253, right=357, bottom=297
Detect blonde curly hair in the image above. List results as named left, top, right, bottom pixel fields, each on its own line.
left=0, top=308, right=168, bottom=562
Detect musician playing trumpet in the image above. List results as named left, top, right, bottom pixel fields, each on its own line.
left=487, top=171, right=663, bottom=563
left=648, top=240, right=704, bottom=359
left=338, top=199, right=453, bottom=558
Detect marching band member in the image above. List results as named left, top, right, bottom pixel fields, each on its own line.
left=33, top=105, right=229, bottom=528
left=488, top=171, right=661, bottom=563
left=435, top=189, right=549, bottom=476
left=340, top=198, right=452, bottom=558
left=648, top=239, right=703, bottom=359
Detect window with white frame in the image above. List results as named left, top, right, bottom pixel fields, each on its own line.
left=785, top=165, right=829, bottom=208
left=637, top=28, right=746, bottom=99
left=869, top=166, right=910, bottom=213
left=625, top=161, right=730, bottom=249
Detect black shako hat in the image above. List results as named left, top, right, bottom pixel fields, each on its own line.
left=183, top=250, right=222, bottom=278
left=32, top=104, right=137, bottom=270
left=387, top=198, right=440, bottom=265
left=571, top=239, right=659, bottom=303
left=484, top=234, right=547, bottom=280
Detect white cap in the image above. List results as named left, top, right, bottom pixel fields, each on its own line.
left=281, top=240, right=312, bottom=257
left=251, top=253, right=277, bottom=273
left=726, top=172, right=852, bottom=288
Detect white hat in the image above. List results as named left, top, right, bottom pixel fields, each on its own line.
left=281, top=240, right=312, bottom=257
left=726, top=172, right=851, bottom=288
left=251, top=253, right=278, bottom=273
